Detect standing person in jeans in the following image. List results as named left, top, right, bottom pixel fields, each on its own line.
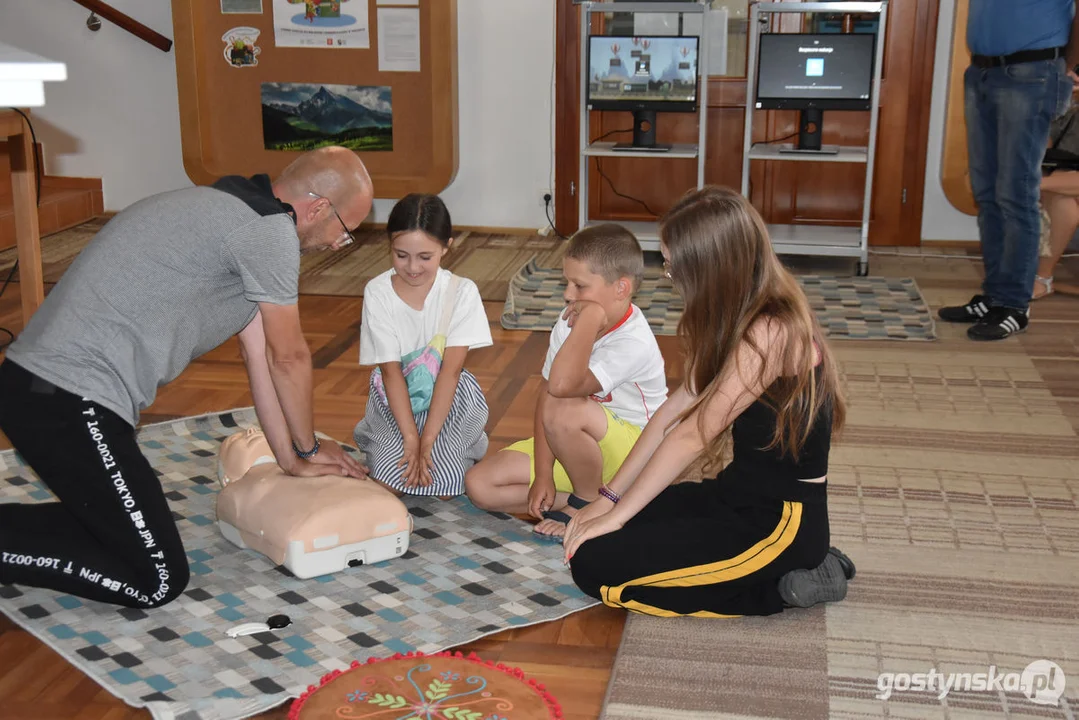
left=938, top=0, right=1078, bottom=340
left=0, top=146, right=371, bottom=608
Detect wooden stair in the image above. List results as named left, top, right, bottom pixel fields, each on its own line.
left=0, top=140, right=103, bottom=251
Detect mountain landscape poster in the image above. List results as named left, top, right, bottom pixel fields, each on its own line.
left=260, top=82, right=392, bottom=151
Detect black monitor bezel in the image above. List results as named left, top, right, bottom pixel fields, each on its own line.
left=754, top=32, right=876, bottom=112
left=585, top=34, right=701, bottom=113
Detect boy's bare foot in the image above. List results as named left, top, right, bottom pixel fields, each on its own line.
left=533, top=494, right=590, bottom=542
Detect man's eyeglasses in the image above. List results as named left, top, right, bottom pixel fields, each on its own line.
left=308, top=192, right=355, bottom=247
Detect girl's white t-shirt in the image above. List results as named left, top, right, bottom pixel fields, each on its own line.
left=359, top=267, right=492, bottom=365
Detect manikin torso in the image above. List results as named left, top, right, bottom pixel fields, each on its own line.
left=216, top=428, right=411, bottom=566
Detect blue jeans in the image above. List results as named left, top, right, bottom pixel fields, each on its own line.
left=964, top=58, right=1072, bottom=310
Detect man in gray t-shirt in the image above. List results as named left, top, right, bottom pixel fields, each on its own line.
left=0, top=146, right=371, bottom=608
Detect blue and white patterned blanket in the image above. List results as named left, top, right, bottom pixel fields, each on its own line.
left=0, top=408, right=597, bottom=720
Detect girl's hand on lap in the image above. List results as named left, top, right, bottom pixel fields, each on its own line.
left=419, top=437, right=437, bottom=486
left=564, top=512, right=623, bottom=564
left=564, top=495, right=613, bottom=538
left=399, top=438, right=423, bottom=489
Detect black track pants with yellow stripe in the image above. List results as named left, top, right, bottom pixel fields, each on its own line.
left=569, top=478, right=829, bottom=617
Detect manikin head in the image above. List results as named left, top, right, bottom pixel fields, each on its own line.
left=217, top=427, right=278, bottom=486
left=272, top=146, right=374, bottom=253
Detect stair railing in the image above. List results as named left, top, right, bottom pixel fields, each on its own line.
left=69, top=0, right=173, bottom=53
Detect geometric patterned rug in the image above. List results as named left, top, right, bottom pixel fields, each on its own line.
left=0, top=408, right=597, bottom=720
left=501, top=260, right=938, bottom=340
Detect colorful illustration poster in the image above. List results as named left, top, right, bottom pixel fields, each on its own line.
left=272, top=0, right=370, bottom=49
left=261, top=83, right=392, bottom=151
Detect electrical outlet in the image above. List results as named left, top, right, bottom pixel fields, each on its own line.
left=541, top=191, right=553, bottom=207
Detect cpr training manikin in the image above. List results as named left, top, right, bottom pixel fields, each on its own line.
left=215, top=427, right=412, bottom=579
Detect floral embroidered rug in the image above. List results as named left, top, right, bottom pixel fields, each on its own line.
left=290, top=651, right=562, bottom=719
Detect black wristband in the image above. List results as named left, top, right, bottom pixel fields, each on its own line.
left=293, top=436, right=320, bottom=460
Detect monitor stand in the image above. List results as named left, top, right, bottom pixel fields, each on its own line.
left=612, top=110, right=673, bottom=152
left=778, top=108, right=839, bottom=155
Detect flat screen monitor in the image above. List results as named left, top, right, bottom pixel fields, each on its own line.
left=755, top=33, right=875, bottom=111
left=587, top=35, right=699, bottom=113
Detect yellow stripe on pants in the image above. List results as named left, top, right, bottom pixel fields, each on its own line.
left=600, top=500, right=802, bottom=617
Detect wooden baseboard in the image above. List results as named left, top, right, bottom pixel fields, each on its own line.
left=0, top=186, right=105, bottom=251
left=921, top=239, right=979, bottom=248
left=43, top=176, right=104, bottom=191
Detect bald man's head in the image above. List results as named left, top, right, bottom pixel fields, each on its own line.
left=274, top=146, right=374, bottom=251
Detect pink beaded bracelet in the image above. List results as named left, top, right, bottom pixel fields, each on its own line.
left=598, top=486, right=621, bottom=504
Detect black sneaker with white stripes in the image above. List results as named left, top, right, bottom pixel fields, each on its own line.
left=938, top=294, right=992, bottom=323
left=967, top=306, right=1029, bottom=341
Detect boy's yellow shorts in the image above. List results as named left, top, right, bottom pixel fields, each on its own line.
left=501, top=405, right=642, bottom=493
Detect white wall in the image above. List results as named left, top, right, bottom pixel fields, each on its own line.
left=374, top=1, right=555, bottom=228
left=921, top=0, right=979, bottom=242
left=0, top=0, right=556, bottom=230
left=0, top=1, right=188, bottom=212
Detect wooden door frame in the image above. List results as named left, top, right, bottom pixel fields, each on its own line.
left=554, top=0, right=941, bottom=246
left=899, top=0, right=942, bottom=243
left=554, top=0, right=581, bottom=237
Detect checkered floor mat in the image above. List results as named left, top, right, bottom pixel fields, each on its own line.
left=502, top=261, right=938, bottom=341
left=0, top=408, right=598, bottom=720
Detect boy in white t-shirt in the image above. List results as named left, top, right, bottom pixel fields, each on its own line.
left=465, top=224, right=667, bottom=541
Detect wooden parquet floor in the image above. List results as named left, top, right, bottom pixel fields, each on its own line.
left=0, top=286, right=685, bottom=720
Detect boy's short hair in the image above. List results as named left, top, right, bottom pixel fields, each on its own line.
left=566, top=223, right=644, bottom=293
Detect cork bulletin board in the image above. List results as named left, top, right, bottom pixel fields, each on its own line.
left=171, top=0, right=458, bottom=198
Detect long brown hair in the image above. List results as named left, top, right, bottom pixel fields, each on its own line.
left=659, top=186, right=846, bottom=468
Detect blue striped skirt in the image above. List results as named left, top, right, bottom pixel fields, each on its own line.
left=352, top=369, right=489, bottom=496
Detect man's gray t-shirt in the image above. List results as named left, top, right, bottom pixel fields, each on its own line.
left=6, top=178, right=300, bottom=426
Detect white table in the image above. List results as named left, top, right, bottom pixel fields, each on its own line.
left=0, top=41, right=67, bottom=108
left=0, top=41, right=67, bottom=323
